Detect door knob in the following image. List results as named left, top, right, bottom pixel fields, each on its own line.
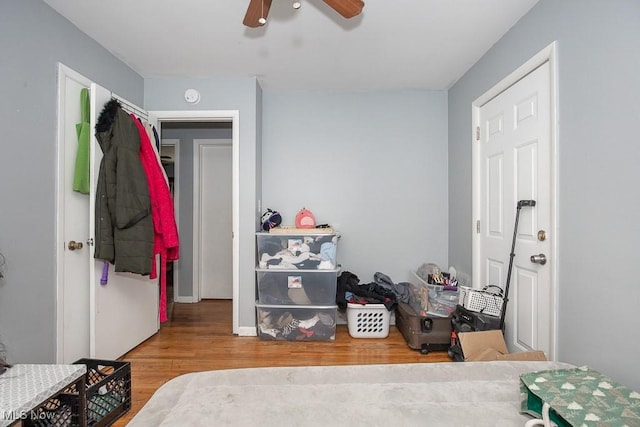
left=68, top=240, right=83, bottom=251
left=530, top=253, right=546, bottom=265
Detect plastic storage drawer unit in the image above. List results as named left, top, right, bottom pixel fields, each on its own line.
left=255, top=302, right=337, bottom=341
left=256, top=231, right=338, bottom=270
left=256, top=268, right=339, bottom=306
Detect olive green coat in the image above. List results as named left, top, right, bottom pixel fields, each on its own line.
left=94, top=100, right=153, bottom=275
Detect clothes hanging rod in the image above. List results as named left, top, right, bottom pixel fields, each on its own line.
left=111, top=93, right=148, bottom=120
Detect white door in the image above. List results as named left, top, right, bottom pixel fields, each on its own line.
left=89, top=84, right=160, bottom=360
left=476, top=62, right=554, bottom=357
left=194, top=139, right=233, bottom=299
left=56, top=65, right=92, bottom=363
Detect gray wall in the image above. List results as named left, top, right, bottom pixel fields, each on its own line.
left=161, top=124, right=233, bottom=300
left=262, top=91, right=449, bottom=283
left=448, top=0, right=640, bottom=390
left=145, top=77, right=262, bottom=331
left=0, top=0, right=144, bottom=363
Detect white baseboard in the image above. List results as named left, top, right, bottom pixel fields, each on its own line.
left=237, top=326, right=257, bottom=337
left=174, top=296, right=198, bottom=303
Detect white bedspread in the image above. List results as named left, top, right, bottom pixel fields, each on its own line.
left=128, top=361, right=573, bottom=427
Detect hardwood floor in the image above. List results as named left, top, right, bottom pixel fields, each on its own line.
left=114, top=299, right=452, bottom=426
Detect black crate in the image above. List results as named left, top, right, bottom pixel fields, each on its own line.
left=75, top=359, right=131, bottom=427
left=23, top=359, right=130, bottom=427
left=25, top=387, right=84, bottom=427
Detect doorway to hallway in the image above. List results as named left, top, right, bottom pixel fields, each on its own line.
left=150, top=110, right=240, bottom=334
left=161, top=121, right=233, bottom=301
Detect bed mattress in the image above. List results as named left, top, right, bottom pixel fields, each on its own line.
left=128, top=361, right=573, bottom=427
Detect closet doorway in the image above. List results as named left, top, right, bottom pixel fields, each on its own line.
left=56, top=64, right=160, bottom=362
left=151, top=111, right=240, bottom=334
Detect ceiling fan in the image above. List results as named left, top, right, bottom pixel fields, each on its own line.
left=243, top=0, right=365, bottom=28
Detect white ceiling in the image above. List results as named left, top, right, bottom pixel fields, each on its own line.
left=43, top=0, right=539, bottom=91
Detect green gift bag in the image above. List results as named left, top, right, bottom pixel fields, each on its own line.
left=520, top=366, right=640, bottom=427
left=73, top=87, right=91, bottom=194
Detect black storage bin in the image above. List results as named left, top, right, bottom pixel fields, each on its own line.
left=25, top=389, right=85, bottom=427
left=74, top=358, right=131, bottom=427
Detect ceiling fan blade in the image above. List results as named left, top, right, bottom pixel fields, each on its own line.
left=322, top=0, right=365, bottom=19
left=243, top=0, right=273, bottom=28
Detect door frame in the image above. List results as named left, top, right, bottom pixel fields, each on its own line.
left=160, top=139, right=180, bottom=303
left=149, top=110, right=240, bottom=334
left=471, top=42, right=559, bottom=360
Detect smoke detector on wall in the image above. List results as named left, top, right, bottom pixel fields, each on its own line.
left=184, top=89, right=201, bottom=104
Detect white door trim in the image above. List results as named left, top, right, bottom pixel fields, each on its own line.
left=471, top=42, right=559, bottom=360
left=149, top=110, right=240, bottom=334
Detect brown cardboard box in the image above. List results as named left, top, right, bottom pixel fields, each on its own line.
left=458, top=330, right=547, bottom=361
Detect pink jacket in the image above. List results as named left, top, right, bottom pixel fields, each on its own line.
left=132, top=114, right=179, bottom=322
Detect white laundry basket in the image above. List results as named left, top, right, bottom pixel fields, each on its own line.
left=346, top=303, right=390, bottom=338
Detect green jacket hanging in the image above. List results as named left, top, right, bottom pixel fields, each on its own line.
left=73, top=87, right=90, bottom=194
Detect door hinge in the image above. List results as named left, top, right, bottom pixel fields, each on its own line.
left=476, top=126, right=480, bottom=141
left=476, top=220, right=480, bottom=234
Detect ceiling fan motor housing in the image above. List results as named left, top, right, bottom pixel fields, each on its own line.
left=243, top=0, right=364, bottom=28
